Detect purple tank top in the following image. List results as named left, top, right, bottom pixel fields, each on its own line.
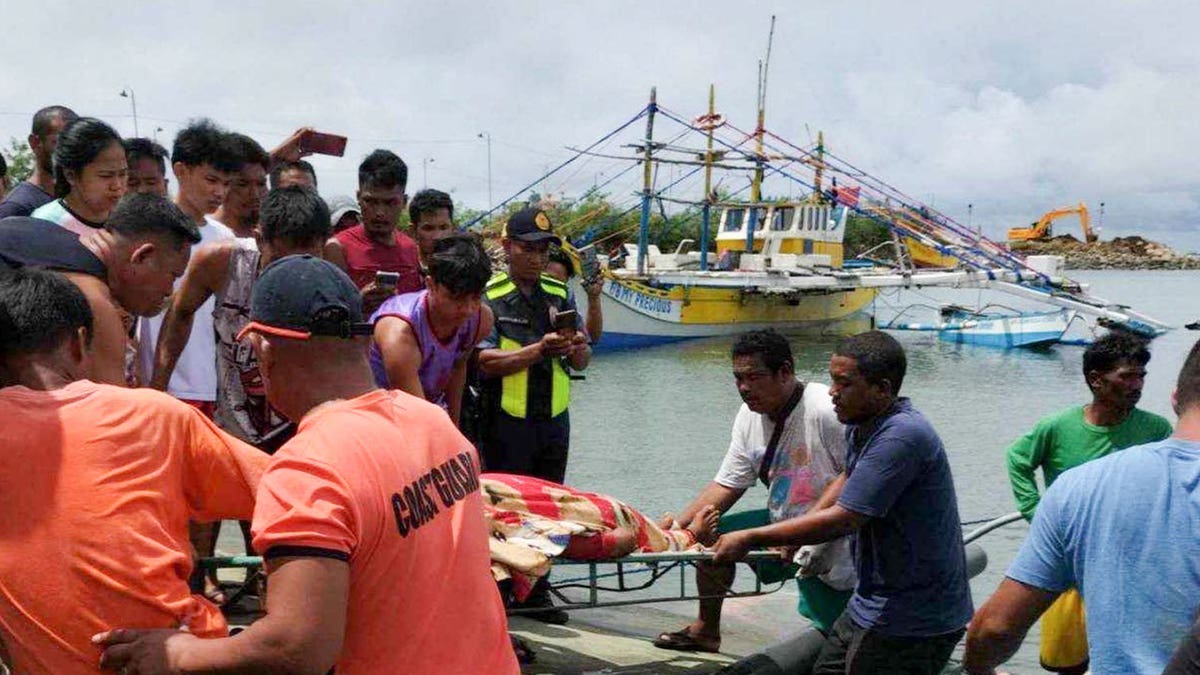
left=369, top=290, right=481, bottom=409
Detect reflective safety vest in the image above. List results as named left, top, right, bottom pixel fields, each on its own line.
left=483, top=271, right=573, bottom=420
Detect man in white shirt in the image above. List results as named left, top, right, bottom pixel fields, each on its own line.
left=654, top=329, right=854, bottom=653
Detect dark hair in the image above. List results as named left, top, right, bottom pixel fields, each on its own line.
left=171, top=119, right=239, bottom=172
left=261, top=186, right=332, bottom=247
left=0, top=153, right=7, bottom=180
left=358, top=149, right=407, bottom=191
left=427, top=233, right=492, bottom=296
left=833, top=330, right=907, bottom=394
left=269, top=159, right=317, bottom=190
left=106, top=193, right=201, bottom=247
left=731, top=329, right=794, bottom=374
left=1176, top=338, right=1200, bottom=411
left=0, top=267, right=94, bottom=358
left=548, top=247, right=576, bottom=278
left=1083, top=331, right=1151, bottom=391
left=409, top=188, right=454, bottom=224
left=226, top=133, right=269, bottom=172
left=122, top=137, right=169, bottom=176
left=52, top=117, right=123, bottom=198
left=31, top=105, right=78, bottom=140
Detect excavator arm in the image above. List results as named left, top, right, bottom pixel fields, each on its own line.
left=1008, top=202, right=1095, bottom=243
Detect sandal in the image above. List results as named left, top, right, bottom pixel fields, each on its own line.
left=652, top=626, right=721, bottom=653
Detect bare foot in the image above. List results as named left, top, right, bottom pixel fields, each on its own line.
left=686, top=505, right=721, bottom=546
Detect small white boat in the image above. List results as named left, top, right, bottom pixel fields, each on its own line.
left=888, top=305, right=1075, bottom=348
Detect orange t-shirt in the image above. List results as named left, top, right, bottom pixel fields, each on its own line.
left=0, top=381, right=267, bottom=675
left=252, top=389, right=518, bottom=675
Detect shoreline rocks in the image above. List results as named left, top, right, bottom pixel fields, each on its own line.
left=1011, top=235, right=1200, bottom=270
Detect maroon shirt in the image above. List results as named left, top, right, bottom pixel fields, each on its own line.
left=334, top=224, right=422, bottom=292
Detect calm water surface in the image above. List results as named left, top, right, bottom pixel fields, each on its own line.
left=565, top=269, right=1198, bottom=671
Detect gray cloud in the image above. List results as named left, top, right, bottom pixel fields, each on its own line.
left=2, top=1, right=1195, bottom=248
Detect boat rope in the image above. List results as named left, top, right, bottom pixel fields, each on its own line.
left=464, top=105, right=651, bottom=229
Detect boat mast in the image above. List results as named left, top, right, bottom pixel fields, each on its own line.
left=749, top=15, right=775, bottom=204
left=636, top=87, right=658, bottom=275
left=746, top=15, right=775, bottom=253
left=813, top=130, right=825, bottom=202
left=700, top=84, right=716, bottom=271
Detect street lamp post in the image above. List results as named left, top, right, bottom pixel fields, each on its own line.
left=119, top=88, right=139, bottom=137
left=477, top=132, right=492, bottom=210
left=422, top=157, right=435, bottom=189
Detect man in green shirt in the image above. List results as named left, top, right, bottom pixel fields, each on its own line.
left=1007, top=331, right=1172, bottom=673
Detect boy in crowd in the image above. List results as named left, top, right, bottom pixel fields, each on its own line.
left=408, top=188, right=455, bottom=264
left=123, top=138, right=170, bottom=197
left=370, top=233, right=494, bottom=424
left=142, top=119, right=241, bottom=408
left=325, top=149, right=422, bottom=314
left=211, top=133, right=269, bottom=239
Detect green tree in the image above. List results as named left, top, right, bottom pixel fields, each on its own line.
left=3, top=138, right=34, bottom=183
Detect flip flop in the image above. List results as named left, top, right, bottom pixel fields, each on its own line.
left=652, top=627, right=721, bottom=653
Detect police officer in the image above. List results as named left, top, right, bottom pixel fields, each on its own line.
left=477, top=207, right=591, bottom=484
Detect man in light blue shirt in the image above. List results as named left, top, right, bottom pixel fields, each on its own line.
left=964, top=336, right=1200, bottom=675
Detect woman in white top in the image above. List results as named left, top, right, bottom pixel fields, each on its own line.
left=31, top=117, right=127, bottom=236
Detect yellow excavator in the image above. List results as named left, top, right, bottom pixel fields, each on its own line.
left=1007, top=202, right=1097, bottom=243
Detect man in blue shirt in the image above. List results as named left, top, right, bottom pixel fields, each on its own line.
left=714, top=330, right=973, bottom=674
left=964, top=336, right=1200, bottom=675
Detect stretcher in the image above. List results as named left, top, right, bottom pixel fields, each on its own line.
left=200, top=548, right=790, bottom=616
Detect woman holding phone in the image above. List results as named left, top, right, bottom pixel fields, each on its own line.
left=31, top=117, right=127, bottom=235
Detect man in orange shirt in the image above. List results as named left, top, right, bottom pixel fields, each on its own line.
left=97, top=255, right=518, bottom=675
left=0, top=268, right=266, bottom=675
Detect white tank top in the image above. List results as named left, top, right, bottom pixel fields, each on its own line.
left=136, top=216, right=236, bottom=401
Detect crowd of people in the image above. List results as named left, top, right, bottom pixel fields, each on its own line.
left=0, top=103, right=1198, bottom=675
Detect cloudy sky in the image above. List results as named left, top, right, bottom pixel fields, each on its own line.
left=3, top=1, right=1196, bottom=248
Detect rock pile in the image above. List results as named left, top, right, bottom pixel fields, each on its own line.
left=1010, top=235, right=1200, bottom=270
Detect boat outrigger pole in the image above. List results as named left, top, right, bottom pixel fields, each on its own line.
left=637, top=87, right=657, bottom=276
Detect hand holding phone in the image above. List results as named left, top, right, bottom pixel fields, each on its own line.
left=375, top=271, right=400, bottom=290
left=298, top=130, right=348, bottom=157
left=553, top=309, right=578, bottom=333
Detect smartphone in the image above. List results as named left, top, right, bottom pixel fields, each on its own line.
left=579, top=245, right=600, bottom=283
left=299, top=130, right=348, bottom=157
left=375, top=271, right=400, bottom=289
left=553, top=309, right=578, bottom=332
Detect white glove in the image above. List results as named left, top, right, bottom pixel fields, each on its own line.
left=793, top=542, right=835, bottom=578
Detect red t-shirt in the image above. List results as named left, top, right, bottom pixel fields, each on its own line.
left=252, top=389, right=518, bottom=675
left=333, top=224, right=422, bottom=292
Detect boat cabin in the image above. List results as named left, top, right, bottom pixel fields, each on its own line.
left=715, top=201, right=847, bottom=267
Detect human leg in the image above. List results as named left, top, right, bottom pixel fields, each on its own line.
left=531, top=412, right=570, bottom=484
left=482, top=412, right=538, bottom=475
left=813, top=612, right=964, bottom=675
left=655, top=510, right=781, bottom=653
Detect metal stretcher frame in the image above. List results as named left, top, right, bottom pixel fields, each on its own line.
left=200, top=550, right=790, bottom=614
left=508, top=549, right=790, bottom=614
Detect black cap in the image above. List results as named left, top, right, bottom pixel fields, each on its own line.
left=236, top=255, right=374, bottom=341
left=503, top=207, right=561, bottom=244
